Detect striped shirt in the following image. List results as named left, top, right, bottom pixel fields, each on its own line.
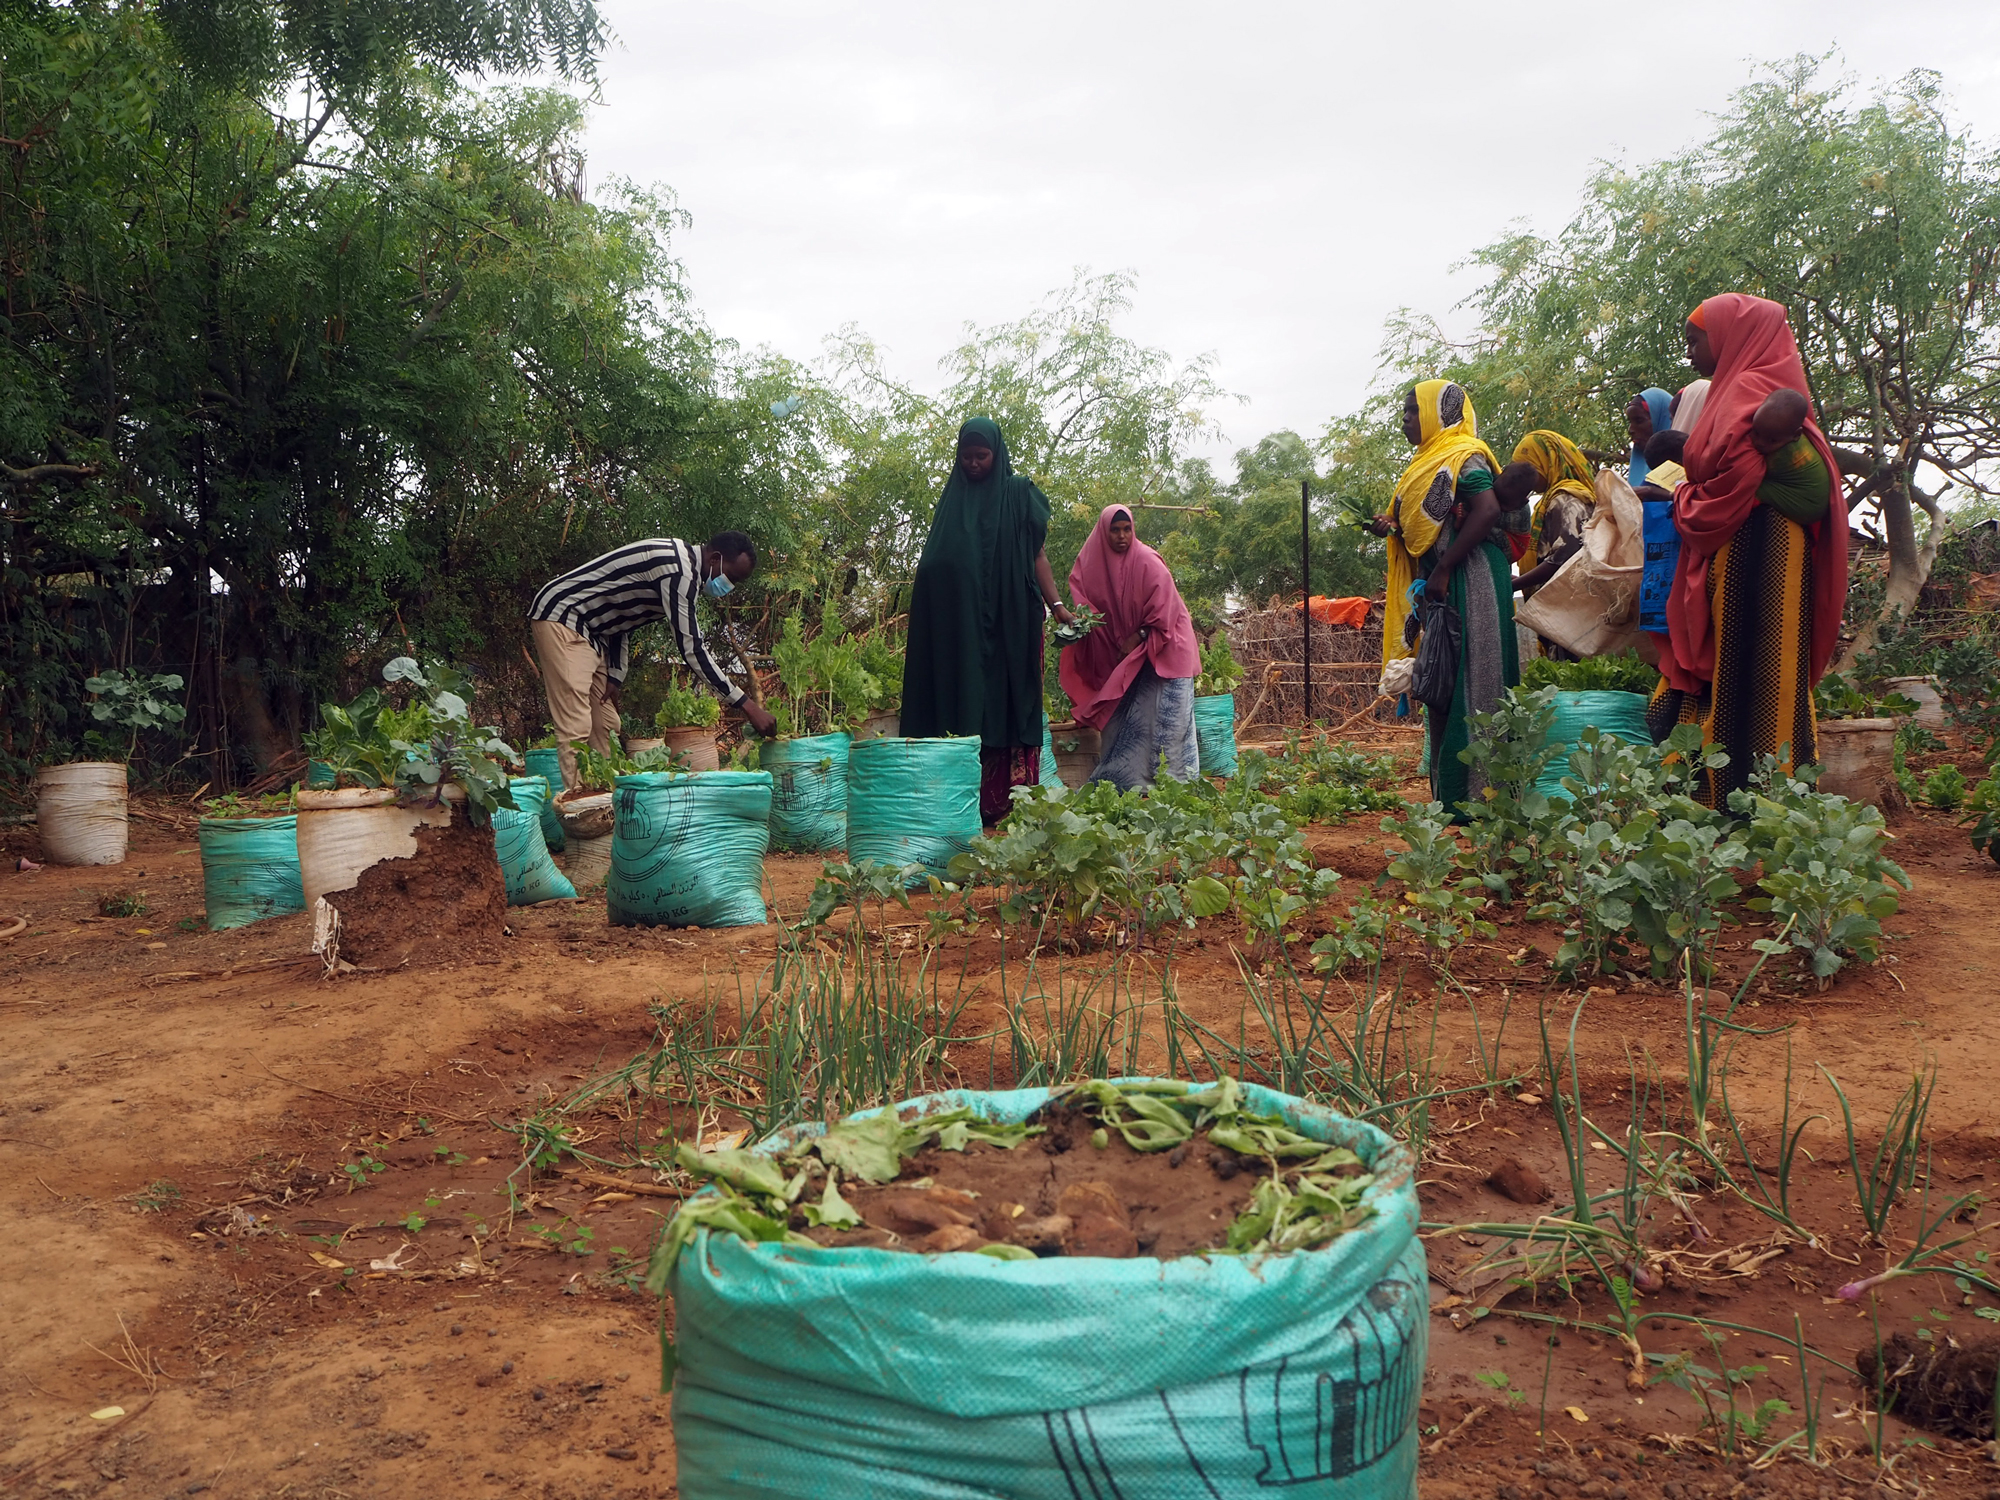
left=528, top=538, right=744, bottom=703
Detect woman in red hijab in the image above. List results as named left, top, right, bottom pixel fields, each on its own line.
left=1645, top=293, right=1848, bottom=807
left=1058, top=505, right=1202, bottom=789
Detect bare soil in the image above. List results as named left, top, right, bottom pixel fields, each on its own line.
left=4, top=731, right=2000, bottom=1498
left=325, top=816, right=508, bottom=967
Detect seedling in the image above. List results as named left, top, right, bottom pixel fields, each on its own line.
left=340, top=1154, right=388, bottom=1191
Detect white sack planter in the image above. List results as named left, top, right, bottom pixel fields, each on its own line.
left=36, top=761, right=129, bottom=866
left=295, top=785, right=456, bottom=906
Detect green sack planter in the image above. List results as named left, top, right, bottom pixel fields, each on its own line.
left=1038, top=720, right=1066, bottom=790
left=198, top=814, right=305, bottom=930
left=304, top=759, right=335, bottom=790
left=666, top=1079, right=1424, bottom=1500
left=760, top=733, right=850, bottom=854
left=1194, top=693, right=1238, bottom=777
left=493, top=776, right=576, bottom=906
left=523, top=747, right=567, bottom=851
left=845, top=736, right=981, bottom=884
left=1532, top=690, right=1654, bottom=805
left=608, top=771, right=772, bottom=928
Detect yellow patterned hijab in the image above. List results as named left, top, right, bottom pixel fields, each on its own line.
left=1510, top=430, right=1597, bottom=571
left=1384, top=380, right=1497, bottom=662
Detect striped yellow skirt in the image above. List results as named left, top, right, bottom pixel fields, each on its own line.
left=1644, top=507, right=1817, bottom=810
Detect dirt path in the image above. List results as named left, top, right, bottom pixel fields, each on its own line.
left=3, top=793, right=1998, bottom=1497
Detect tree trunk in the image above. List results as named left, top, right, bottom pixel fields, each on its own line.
left=1834, top=472, right=1943, bottom=672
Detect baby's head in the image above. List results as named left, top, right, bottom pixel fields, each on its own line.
left=1751, top=388, right=1810, bottom=456
left=1494, top=462, right=1540, bottom=512
left=1643, top=430, right=1687, bottom=469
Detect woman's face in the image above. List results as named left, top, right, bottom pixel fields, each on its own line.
left=1626, top=395, right=1655, bottom=447
left=1685, top=321, right=1717, bottom=377
left=1401, top=390, right=1423, bottom=446
left=1107, top=514, right=1135, bottom=554
left=958, top=442, right=996, bottom=482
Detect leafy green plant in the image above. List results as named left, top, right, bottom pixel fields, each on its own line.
left=1381, top=802, right=1494, bottom=963
left=1813, top=672, right=1917, bottom=722
left=1047, top=602, right=1106, bottom=646
left=1920, top=763, right=1966, bottom=811
left=200, top=789, right=296, bottom=819
left=1519, top=650, right=1659, bottom=696
left=1733, top=769, right=1910, bottom=983
left=771, top=616, right=880, bottom=736
left=82, top=669, right=187, bottom=760
left=98, top=890, right=147, bottom=917
left=654, top=682, right=721, bottom=730
left=531, top=1218, right=597, bottom=1256
left=1195, top=636, right=1244, bottom=696
left=1648, top=1328, right=1791, bottom=1455
left=303, top=658, right=518, bottom=820
left=340, top=1154, right=387, bottom=1191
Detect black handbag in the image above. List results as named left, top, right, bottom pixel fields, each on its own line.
left=1409, top=597, right=1462, bottom=713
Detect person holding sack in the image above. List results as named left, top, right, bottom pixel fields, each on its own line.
left=1058, top=504, right=1201, bottom=790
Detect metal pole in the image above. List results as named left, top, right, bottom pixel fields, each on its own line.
left=1300, top=477, right=1312, bottom=723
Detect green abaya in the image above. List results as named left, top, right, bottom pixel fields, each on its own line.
left=900, top=418, right=1052, bottom=749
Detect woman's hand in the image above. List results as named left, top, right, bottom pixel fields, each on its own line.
left=1365, top=513, right=1395, bottom=538
left=1118, top=628, right=1146, bottom=655
left=1422, top=572, right=1450, bottom=605
left=1049, top=601, right=1077, bottom=627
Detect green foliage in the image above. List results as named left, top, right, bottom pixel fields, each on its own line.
left=654, top=684, right=721, bottom=731
left=1921, top=763, right=1967, bottom=811
left=1195, top=637, right=1244, bottom=697
left=1518, top=651, right=1659, bottom=696
left=770, top=617, right=880, bottom=738
left=1379, top=803, right=1496, bottom=960
left=302, top=657, right=518, bottom=819
left=1733, top=761, right=1911, bottom=982
left=200, top=789, right=296, bottom=819
left=1814, top=672, right=1917, bottom=722
left=81, top=671, right=188, bottom=761
left=1237, top=742, right=1404, bottom=827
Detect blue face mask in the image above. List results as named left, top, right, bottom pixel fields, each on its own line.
left=704, top=574, right=734, bottom=600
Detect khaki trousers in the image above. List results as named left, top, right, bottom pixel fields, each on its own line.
left=530, top=619, right=619, bottom=788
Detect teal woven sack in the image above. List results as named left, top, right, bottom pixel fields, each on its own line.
left=668, top=1080, right=1424, bottom=1500
left=1038, top=720, right=1065, bottom=789
left=1531, top=690, right=1654, bottom=805
left=304, top=760, right=334, bottom=789
left=198, top=815, right=305, bottom=930
left=608, top=771, right=771, bottom=928
left=493, top=776, right=576, bottom=906
left=760, top=733, right=850, bottom=853
left=1194, top=693, right=1238, bottom=777
left=524, top=748, right=566, bottom=850
left=845, top=736, right=981, bottom=882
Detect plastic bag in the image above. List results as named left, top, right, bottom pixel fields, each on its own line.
left=1193, top=694, right=1238, bottom=778
left=198, top=815, right=305, bottom=930
left=760, top=733, right=849, bottom=853
left=607, top=771, right=771, bottom=928
left=668, top=1080, right=1424, bottom=1500
left=1532, top=691, right=1654, bottom=805
left=493, top=776, right=577, bottom=906
left=845, top=736, right=981, bottom=882
left=1408, top=599, right=1461, bottom=713
left=523, top=748, right=566, bottom=850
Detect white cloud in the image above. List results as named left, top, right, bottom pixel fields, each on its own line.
left=581, top=0, right=2000, bottom=472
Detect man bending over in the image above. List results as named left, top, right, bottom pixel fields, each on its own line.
left=529, top=531, right=778, bottom=789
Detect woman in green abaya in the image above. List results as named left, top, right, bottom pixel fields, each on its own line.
left=900, top=418, right=1075, bottom=824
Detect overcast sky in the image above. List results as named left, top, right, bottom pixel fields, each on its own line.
left=579, top=1, right=2000, bottom=476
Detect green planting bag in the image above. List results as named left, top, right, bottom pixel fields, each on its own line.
left=1532, top=690, right=1654, bottom=805
left=760, top=733, right=849, bottom=854
left=1038, top=720, right=1065, bottom=790
left=608, top=771, right=771, bottom=928
left=198, top=815, right=305, bottom=930
left=1194, top=693, right=1239, bottom=777
left=524, top=748, right=566, bottom=850
left=845, top=736, right=981, bottom=883
left=304, top=760, right=334, bottom=790
left=668, top=1080, right=1424, bottom=1500
left=493, top=776, right=576, bottom=906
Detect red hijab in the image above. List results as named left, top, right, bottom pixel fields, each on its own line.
left=1663, top=293, right=1848, bottom=695
left=1058, top=504, right=1200, bottom=730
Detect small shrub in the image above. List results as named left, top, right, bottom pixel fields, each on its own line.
left=1922, top=764, right=1967, bottom=812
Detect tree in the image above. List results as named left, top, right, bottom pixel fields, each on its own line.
left=1369, top=55, right=2000, bottom=659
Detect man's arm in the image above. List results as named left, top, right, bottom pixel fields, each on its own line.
left=661, top=563, right=745, bottom=705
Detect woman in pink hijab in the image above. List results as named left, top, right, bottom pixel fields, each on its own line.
left=1058, top=505, right=1202, bottom=789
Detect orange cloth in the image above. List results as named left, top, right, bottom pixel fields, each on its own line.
left=1295, top=595, right=1371, bottom=628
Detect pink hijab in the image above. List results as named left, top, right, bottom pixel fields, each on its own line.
left=1058, top=504, right=1200, bottom=731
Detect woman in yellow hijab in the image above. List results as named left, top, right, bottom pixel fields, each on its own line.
left=1496, top=429, right=1599, bottom=662
left=1368, top=380, right=1518, bottom=810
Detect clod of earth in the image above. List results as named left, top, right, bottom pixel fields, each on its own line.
left=1858, top=1332, right=2000, bottom=1440
left=1484, top=1158, right=1549, bottom=1204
